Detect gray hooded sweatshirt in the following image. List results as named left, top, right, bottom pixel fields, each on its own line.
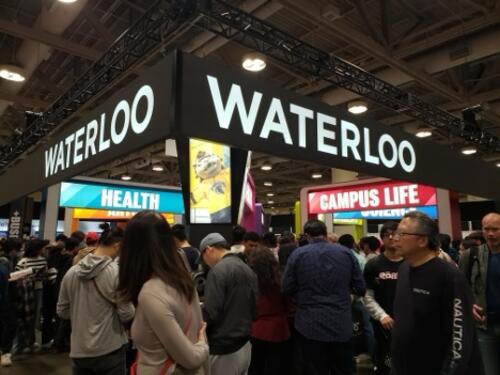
left=57, top=254, right=135, bottom=358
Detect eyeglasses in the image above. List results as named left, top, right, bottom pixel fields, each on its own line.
left=392, top=231, right=427, bottom=239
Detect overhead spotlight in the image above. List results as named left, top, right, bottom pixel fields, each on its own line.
left=264, top=181, right=273, bottom=187
left=121, top=173, right=132, bottom=181
left=311, top=173, right=323, bottom=179
left=260, top=162, right=272, bottom=171
left=267, top=193, right=275, bottom=197
left=415, top=127, right=432, bottom=138
left=242, top=52, right=267, bottom=72
left=496, top=161, right=500, bottom=167
left=348, top=100, right=368, bottom=114
left=0, top=64, right=26, bottom=82
left=461, top=146, right=477, bottom=155
left=267, top=200, right=275, bottom=204
left=152, top=164, right=164, bottom=172
left=58, top=0, right=78, bottom=3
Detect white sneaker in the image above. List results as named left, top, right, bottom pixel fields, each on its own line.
left=1, top=353, right=12, bottom=367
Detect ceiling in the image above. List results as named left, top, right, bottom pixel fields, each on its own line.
left=0, top=0, right=499, bottom=213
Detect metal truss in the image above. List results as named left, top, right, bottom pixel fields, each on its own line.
left=197, top=0, right=499, bottom=153
left=0, top=0, right=498, bottom=172
left=0, top=0, right=197, bottom=169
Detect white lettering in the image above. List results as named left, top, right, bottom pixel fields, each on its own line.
left=64, top=134, right=75, bottom=168
left=98, top=113, right=110, bottom=152
left=260, top=98, right=293, bottom=144
left=399, top=140, right=416, bottom=172
left=379, top=134, right=398, bottom=168
left=290, top=103, right=313, bottom=148
left=207, top=75, right=262, bottom=135
left=73, top=126, right=85, bottom=164
left=363, top=128, right=379, bottom=165
left=341, top=120, right=361, bottom=160
left=44, top=145, right=57, bottom=178
left=101, top=189, right=114, bottom=207
left=85, top=120, right=98, bottom=159
left=317, top=113, right=337, bottom=155
left=130, top=85, right=154, bottom=134
left=111, top=100, right=130, bottom=145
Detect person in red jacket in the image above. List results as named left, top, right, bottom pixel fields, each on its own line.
left=247, top=246, right=290, bottom=375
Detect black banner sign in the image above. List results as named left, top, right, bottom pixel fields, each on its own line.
left=0, top=54, right=175, bottom=206
left=175, top=52, right=500, bottom=199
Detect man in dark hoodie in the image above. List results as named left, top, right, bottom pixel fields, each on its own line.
left=200, top=232, right=258, bottom=375
left=57, top=228, right=134, bottom=375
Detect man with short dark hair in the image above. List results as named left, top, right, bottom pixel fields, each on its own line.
left=200, top=233, right=258, bottom=375
left=230, top=225, right=246, bottom=253
left=363, top=221, right=403, bottom=375
left=392, top=211, right=482, bottom=375
left=283, top=219, right=366, bottom=375
left=243, top=231, right=260, bottom=257
left=460, top=212, right=500, bottom=375
left=171, top=224, right=200, bottom=272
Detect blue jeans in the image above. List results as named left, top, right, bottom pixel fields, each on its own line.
left=477, top=323, right=500, bottom=375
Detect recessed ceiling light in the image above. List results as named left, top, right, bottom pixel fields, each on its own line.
left=58, top=0, right=78, bottom=3
left=496, top=161, right=500, bottom=167
left=242, top=52, right=267, bottom=72
left=121, top=174, right=132, bottom=181
left=267, top=193, right=274, bottom=197
left=311, top=173, right=323, bottom=179
left=461, top=146, right=477, bottom=155
left=152, top=164, right=164, bottom=172
left=267, top=200, right=274, bottom=204
left=260, top=163, right=272, bottom=171
left=348, top=100, right=367, bottom=114
left=0, top=64, right=26, bottom=82
left=415, top=127, right=432, bottom=138
left=264, top=181, right=273, bottom=187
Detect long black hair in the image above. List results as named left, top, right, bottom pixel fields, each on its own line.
left=118, top=211, right=195, bottom=305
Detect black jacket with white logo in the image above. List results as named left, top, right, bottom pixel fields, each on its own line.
left=392, top=257, right=483, bottom=375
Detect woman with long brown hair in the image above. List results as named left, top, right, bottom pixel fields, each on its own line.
left=118, top=211, right=208, bottom=375
left=247, top=246, right=290, bottom=375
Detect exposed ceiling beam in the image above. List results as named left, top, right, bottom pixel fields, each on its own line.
left=353, top=0, right=388, bottom=47
left=0, top=89, right=49, bottom=108
left=0, top=18, right=102, bottom=61
left=83, top=8, right=115, bottom=44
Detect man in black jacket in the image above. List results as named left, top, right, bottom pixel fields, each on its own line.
left=391, top=211, right=483, bottom=375
left=200, top=233, right=258, bottom=375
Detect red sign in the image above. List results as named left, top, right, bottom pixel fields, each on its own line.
left=308, top=181, right=436, bottom=214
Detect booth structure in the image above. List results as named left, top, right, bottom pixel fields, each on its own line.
left=0, top=50, right=498, bottom=242
left=300, top=178, right=461, bottom=239
left=57, top=178, right=184, bottom=233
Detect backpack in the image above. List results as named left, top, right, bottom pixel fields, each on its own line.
left=466, top=246, right=480, bottom=286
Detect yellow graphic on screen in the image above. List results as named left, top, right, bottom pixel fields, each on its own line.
left=189, top=139, right=231, bottom=223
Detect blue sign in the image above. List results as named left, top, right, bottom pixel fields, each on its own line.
left=59, top=181, right=184, bottom=214
left=333, top=205, right=437, bottom=220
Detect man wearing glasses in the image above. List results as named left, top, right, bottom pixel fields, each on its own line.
left=391, top=211, right=482, bottom=375
left=363, top=221, right=403, bottom=375
left=460, top=212, right=500, bottom=375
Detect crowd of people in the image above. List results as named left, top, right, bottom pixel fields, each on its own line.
left=0, top=210, right=498, bottom=375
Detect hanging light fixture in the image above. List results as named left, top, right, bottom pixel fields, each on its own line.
left=242, top=52, right=267, bottom=72
left=461, top=146, right=477, bottom=155
left=347, top=100, right=368, bottom=114
left=0, top=63, right=26, bottom=82
left=415, top=127, right=432, bottom=138
left=152, top=164, right=164, bottom=172
left=260, top=162, right=272, bottom=171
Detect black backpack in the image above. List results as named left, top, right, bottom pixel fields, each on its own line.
left=466, top=246, right=480, bottom=286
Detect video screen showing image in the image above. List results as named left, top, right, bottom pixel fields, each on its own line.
left=189, top=138, right=231, bottom=224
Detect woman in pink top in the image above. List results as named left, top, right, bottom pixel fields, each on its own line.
left=118, top=211, right=209, bottom=375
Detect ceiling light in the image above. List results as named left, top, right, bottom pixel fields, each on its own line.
left=311, top=173, right=323, bottom=179
left=260, top=163, right=272, bottom=171
left=347, top=100, right=368, bottom=114
left=415, top=127, right=432, bottom=138
left=58, top=0, right=78, bottom=3
left=0, top=64, right=26, bottom=82
left=264, top=181, right=273, bottom=187
left=496, top=162, right=500, bottom=167
left=121, top=174, right=132, bottom=181
left=242, top=52, right=267, bottom=72
left=152, top=164, right=164, bottom=172
left=267, top=200, right=275, bottom=204
left=267, top=193, right=274, bottom=197
left=461, top=146, right=477, bottom=155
